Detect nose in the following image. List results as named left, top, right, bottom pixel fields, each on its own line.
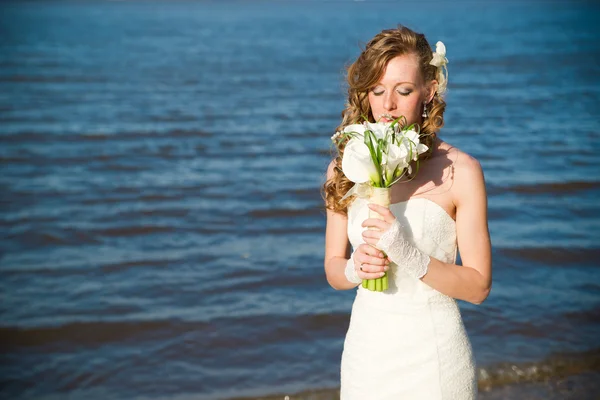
left=383, top=91, right=396, bottom=111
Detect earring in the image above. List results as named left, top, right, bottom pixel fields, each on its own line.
left=422, top=102, right=428, bottom=118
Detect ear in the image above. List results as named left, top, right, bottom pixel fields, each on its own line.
left=425, top=80, right=438, bottom=103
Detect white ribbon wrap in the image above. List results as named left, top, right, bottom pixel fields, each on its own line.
left=340, top=182, right=375, bottom=202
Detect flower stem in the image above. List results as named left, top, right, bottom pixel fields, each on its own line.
left=363, top=187, right=391, bottom=292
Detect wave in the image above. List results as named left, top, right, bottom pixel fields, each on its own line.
left=113, top=207, right=191, bottom=219
left=488, top=180, right=600, bottom=196
left=7, top=225, right=177, bottom=244
left=203, top=270, right=323, bottom=296
left=5, top=227, right=100, bottom=247
left=80, top=192, right=193, bottom=205
left=498, top=246, right=600, bottom=266
left=477, top=348, right=600, bottom=391
left=0, top=254, right=194, bottom=276
left=0, top=129, right=214, bottom=144
left=0, top=75, right=107, bottom=83
left=0, top=313, right=350, bottom=351
left=562, top=307, right=600, bottom=324
left=247, top=208, right=318, bottom=219
left=90, top=225, right=176, bottom=237
left=0, top=320, right=205, bottom=350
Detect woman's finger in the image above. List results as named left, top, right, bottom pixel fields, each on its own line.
left=357, top=243, right=385, bottom=258
left=361, top=233, right=378, bottom=247
left=367, top=203, right=397, bottom=224
left=356, top=244, right=389, bottom=270
left=361, top=218, right=389, bottom=231
left=362, top=235, right=377, bottom=247
left=358, top=269, right=388, bottom=280
left=359, top=256, right=389, bottom=269
left=362, top=229, right=382, bottom=242
left=355, top=254, right=389, bottom=271
left=355, top=257, right=389, bottom=275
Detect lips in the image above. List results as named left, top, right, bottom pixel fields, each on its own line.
left=379, top=114, right=396, bottom=123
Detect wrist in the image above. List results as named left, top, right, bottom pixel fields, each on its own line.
left=344, top=255, right=362, bottom=284
left=376, top=220, right=430, bottom=280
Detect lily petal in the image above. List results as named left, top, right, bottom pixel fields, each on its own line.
left=341, top=139, right=379, bottom=183
left=342, top=123, right=366, bottom=139
left=417, top=143, right=429, bottom=155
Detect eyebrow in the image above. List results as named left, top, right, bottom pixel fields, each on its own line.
left=372, top=81, right=416, bottom=88
left=375, top=81, right=416, bottom=85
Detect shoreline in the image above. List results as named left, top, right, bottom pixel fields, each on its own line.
left=228, top=349, right=600, bottom=400
left=229, top=372, right=600, bottom=400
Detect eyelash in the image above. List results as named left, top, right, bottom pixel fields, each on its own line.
left=372, top=89, right=412, bottom=97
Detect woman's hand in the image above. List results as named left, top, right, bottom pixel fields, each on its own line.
left=360, top=203, right=397, bottom=246
left=354, top=243, right=390, bottom=280
left=362, top=203, right=431, bottom=280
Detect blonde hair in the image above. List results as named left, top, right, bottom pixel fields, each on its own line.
left=322, top=25, right=447, bottom=215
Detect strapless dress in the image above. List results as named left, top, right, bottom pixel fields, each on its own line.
left=340, top=197, right=477, bottom=399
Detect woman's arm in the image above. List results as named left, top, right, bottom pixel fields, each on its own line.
left=419, top=154, right=492, bottom=304
left=362, top=154, right=492, bottom=304
left=323, top=160, right=357, bottom=290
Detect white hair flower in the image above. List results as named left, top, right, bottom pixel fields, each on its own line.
left=429, top=41, right=449, bottom=96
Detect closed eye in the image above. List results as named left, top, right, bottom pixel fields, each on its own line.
left=371, top=89, right=412, bottom=96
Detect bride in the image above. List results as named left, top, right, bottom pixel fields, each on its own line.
left=322, top=25, right=492, bottom=399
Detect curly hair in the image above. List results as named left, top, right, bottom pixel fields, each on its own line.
left=322, top=25, right=447, bottom=215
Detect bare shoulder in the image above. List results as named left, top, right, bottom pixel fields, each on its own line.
left=445, top=145, right=487, bottom=207
left=452, top=146, right=483, bottom=175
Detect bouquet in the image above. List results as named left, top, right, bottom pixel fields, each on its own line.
left=331, top=118, right=429, bottom=292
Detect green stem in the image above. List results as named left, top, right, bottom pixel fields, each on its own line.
left=362, top=272, right=389, bottom=292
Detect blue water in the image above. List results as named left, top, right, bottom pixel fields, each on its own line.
left=1, top=1, right=599, bottom=399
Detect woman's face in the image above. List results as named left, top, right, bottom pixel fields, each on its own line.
left=368, top=53, right=434, bottom=125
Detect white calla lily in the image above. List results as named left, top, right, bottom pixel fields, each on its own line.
left=343, top=123, right=367, bottom=137
left=337, top=120, right=429, bottom=189
left=382, top=142, right=409, bottom=171
left=341, top=139, right=380, bottom=184
left=382, top=142, right=409, bottom=185
left=364, top=122, right=391, bottom=139
left=416, top=143, right=429, bottom=156
left=399, top=129, right=429, bottom=161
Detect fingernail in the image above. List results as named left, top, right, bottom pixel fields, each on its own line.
left=380, top=272, right=385, bottom=277
left=384, top=266, right=389, bottom=271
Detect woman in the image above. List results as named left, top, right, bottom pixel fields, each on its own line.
left=322, top=26, right=492, bottom=399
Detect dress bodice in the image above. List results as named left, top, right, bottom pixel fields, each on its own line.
left=347, top=197, right=459, bottom=309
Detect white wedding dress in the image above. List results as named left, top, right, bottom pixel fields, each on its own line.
left=341, top=197, right=477, bottom=400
